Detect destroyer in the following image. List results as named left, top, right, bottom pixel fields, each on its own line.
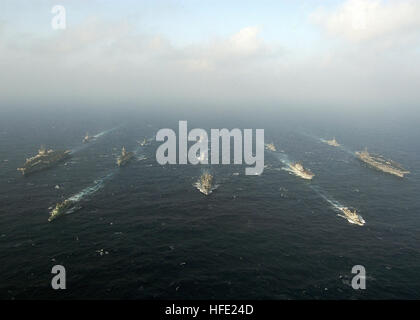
left=338, top=207, right=365, bottom=226
left=48, top=199, right=77, bottom=222
left=83, top=132, right=93, bottom=143
left=116, top=147, right=134, bottom=167
left=288, top=162, right=315, bottom=180
left=265, top=143, right=276, bottom=152
left=356, top=148, right=409, bottom=178
left=139, top=138, right=147, bottom=146
left=196, top=172, right=214, bottom=195
left=325, top=137, right=340, bottom=147
left=17, top=146, right=71, bottom=176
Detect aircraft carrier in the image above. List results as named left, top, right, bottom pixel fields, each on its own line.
left=17, top=146, right=71, bottom=176
left=356, top=148, right=409, bottom=178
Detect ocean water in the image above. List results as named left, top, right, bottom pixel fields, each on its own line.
left=0, top=109, right=419, bottom=299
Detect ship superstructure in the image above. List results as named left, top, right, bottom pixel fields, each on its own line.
left=265, top=143, right=276, bottom=152
left=48, top=199, right=75, bottom=222
left=197, top=172, right=214, bottom=195
left=325, top=137, right=340, bottom=147
left=17, top=146, right=71, bottom=176
left=288, top=162, right=315, bottom=180
left=338, top=207, right=365, bottom=226
left=116, top=147, right=134, bottom=167
left=83, top=132, right=93, bottom=143
left=356, top=148, right=409, bottom=178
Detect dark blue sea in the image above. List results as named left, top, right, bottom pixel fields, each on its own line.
left=1, top=108, right=419, bottom=299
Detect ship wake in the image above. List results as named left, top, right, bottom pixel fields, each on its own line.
left=70, top=125, right=122, bottom=154
left=301, top=133, right=355, bottom=156
left=49, top=170, right=117, bottom=221
left=309, top=185, right=365, bottom=226
left=68, top=171, right=115, bottom=203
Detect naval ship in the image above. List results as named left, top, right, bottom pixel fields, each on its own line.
left=356, top=148, right=409, bottom=178
left=265, top=143, right=276, bottom=152
left=325, top=137, right=340, bottom=147
left=83, top=132, right=93, bottom=143
left=48, top=199, right=79, bottom=222
left=338, top=207, right=365, bottom=226
left=17, top=146, right=71, bottom=176
left=196, top=172, right=214, bottom=195
left=139, top=138, right=147, bottom=146
left=116, top=147, right=134, bottom=167
left=288, top=162, right=315, bottom=180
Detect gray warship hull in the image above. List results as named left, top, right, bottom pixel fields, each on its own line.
left=356, top=151, right=409, bottom=178
left=117, top=153, right=134, bottom=167
left=18, top=150, right=71, bottom=176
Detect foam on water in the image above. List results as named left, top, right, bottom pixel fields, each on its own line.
left=70, top=126, right=122, bottom=154
left=68, top=171, right=116, bottom=203
left=269, top=148, right=363, bottom=225
left=302, top=132, right=355, bottom=156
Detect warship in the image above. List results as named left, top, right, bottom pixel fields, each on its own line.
left=17, top=146, right=71, bottom=176
left=116, top=147, right=134, bottom=167
left=139, top=138, right=147, bottom=146
left=325, top=137, right=340, bottom=147
left=338, top=207, right=365, bottom=226
left=265, top=143, right=276, bottom=152
left=288, top=162, right=315, bottom=180
left=48, top=199, right=76, bottom=222
left=356, top=148, right=409, bottom=178
left=83, top=132, right=93, bottom=143
left=196, top=172, right=214, bottom=195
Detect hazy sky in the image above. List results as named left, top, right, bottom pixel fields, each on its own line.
left=1, top=0, right=419, bottom=113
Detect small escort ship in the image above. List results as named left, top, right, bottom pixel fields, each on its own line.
left=83, top=132, right=93, bottom=143
left=325, top=137, right=340, bottom=147
left=356, top=148, right=409, bottom=178
left=116, top=147, right=134, bottom=167
left=288, top=162, right=315, bottom=180
left=265, top=143, right=276, bottom=152
left=48, top=199, right=75, bottom=222
left=338, top=207, right=365, bottom=226
left=197, top=172, right=214, bottom=195
left=17, top=146, right=71, bottom=176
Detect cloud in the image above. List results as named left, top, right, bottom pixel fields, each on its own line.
left=0, top=21, right=276, bottom=108
left=311, top=0, right=420, bottom=44
left=0, top=12, right=419, bottom=114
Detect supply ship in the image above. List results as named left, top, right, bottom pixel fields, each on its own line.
left=17, top=146, right=71, bottom=176
left=356, top=148, right=409, bottom=178
left=196, top=172, right=214, bottom=195
left=116, top=147, right=134, bottom=167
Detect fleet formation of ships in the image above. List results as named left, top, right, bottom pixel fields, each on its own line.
left=17, top=133, right=410, bottom=226
left=265, top=137, right=409, bottom=226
